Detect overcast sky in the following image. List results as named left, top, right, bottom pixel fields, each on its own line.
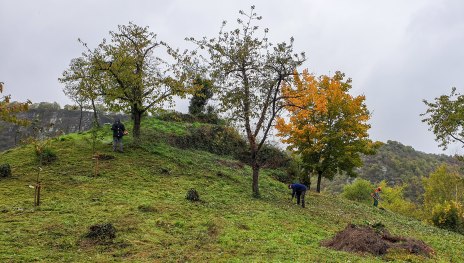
left=1, top=0, right=463, bottom=155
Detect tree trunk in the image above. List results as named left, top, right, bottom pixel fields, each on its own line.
left=252, top=160, right=260, bottom=197
left=302, top=172, right=311, bottom=191
left=90, top=98, right=99, bottom=127
left=248, top=136, right=260, bottom=197
left=133, top=110, right=142, bottom=141
left=316, top=171, right=322, bottom=193
left=78, top=105, right=83, bottom=132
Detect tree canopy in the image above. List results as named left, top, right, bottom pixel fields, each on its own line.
left=276, top=70, right=379, bottom=192
left=422, top=87, right=464, bottom=150
left=189, top=6, right=305, bottom=196
left=61, top=22, right=192, bottom=140
left=0, top=82, right=31, bottom=126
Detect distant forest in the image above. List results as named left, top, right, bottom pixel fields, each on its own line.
left=323, top=140, right=462, bottom=203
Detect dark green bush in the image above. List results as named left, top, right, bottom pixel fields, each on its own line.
left=0, top=163, right=12, bottom=178
left=255, top=144, right=291, bottom=169
left=173, top=125, right=247, bottom=157
left=270, top=168, right=294, bottom=183
left=38, top=148, right=57, bottom=165
left=186, top=188, right=200, bottom=201
left=156, top=111, right=223, bottom=125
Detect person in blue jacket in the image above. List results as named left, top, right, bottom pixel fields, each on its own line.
left=288, top=183, right=307, bottom=208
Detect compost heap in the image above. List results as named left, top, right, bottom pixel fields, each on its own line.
left=322, top=224, right=434, bottom=257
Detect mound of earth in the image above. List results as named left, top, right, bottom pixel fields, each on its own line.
left=321, top=224, right=434, bottom=257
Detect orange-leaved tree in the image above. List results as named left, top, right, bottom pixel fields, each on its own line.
left=0, top=82, right=31, bottom=126
left=276, top=70, right=380, bottom=192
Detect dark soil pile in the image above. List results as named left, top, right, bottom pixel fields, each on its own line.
left=84, top=223, right=116, bottom=244
left=321, top=224, right=434, bottom=257
left=95, top=153, right=115, bottom=160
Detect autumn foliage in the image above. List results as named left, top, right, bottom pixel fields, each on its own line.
left=0, top=82, right=31, bottom=126
left=276, top=70, right=379, bottom=192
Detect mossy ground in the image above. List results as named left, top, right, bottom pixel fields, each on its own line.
left=1, top=118, right=463, bottom=262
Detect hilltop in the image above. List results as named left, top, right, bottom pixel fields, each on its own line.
left=0, top=109, right=126, bottom=152
left=1, top=117, right=464, bottom=262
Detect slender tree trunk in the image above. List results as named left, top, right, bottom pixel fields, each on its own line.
left=247, top=133, right=260, bottom=197
left=78, top=105, right=83, bottom=132
left=316, top=171, right=323, bottom=193
left=251, top=153, right=260, bottom=197
left=133, top=110, right=142, bottom=141
left=90, top=98, right=99, bottom=127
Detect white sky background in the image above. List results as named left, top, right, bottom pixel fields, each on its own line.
left=1, top=0, right=464, bottom=155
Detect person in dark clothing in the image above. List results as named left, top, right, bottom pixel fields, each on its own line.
left=289, top=183, right=307, bottom=208
left=111, top=118, right=126, bottom=152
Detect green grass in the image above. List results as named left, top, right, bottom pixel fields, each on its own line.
left=1, top=118, right=464, bottom=262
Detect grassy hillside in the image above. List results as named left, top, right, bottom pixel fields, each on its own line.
left=1, top=118, right=464, bottom=262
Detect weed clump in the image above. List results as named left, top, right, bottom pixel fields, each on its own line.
left=138, top=204, right=157, bottom=213
left=38, top=148, right=57, bottom=165
left=94, top=153, right=115, bottom=160
left=322, top=224, right=434, bottom=257
left=84, top=223, right=117, bottom=243
left=186, top=188, right=200, bottom=202
left=0, top=163, right=12, bottom=178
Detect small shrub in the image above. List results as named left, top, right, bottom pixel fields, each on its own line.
left=270, top=169, right=293, bottom=183
left=431, top=201, right=464, bottom=234
left=0, top=164, right=12, bottom=178
left=38, top=148, right=57, bottom=165
left=255, top=144, right=291, bottom=169
left=186, top=188, right=200, bottom=202
left=342, top=179, right=374, bottom=204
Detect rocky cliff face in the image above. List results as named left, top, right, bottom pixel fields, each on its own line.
left=0, top=109, right=127, bottom=152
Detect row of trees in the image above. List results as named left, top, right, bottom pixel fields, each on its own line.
left=59, top=6, right=378, bottom=196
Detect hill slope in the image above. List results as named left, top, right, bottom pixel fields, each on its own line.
left=1, top=118, right=464, bottom=262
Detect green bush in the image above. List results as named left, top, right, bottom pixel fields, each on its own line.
left=0, top=163, right=12, bottom=178
left=342, top=179, right=374, bottom=204
left=172, top=125, right=290, bottom=169
left=38, top=148, right=57, bottom=165
left=172, top=125, right=247, bottom=157
left=255, top=144, right=291, bottom=169
left=157, top=111, right=197, bottom=123
left=156, top=111, right=222, bottom=125
left=431, top=201, right=464, bottom=234
left=269, top=168, right=293, bottom=183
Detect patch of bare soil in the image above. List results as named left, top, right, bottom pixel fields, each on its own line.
left=94, top=153, right=115, bottom=160
left=321, top=224, right=434, bottom=257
